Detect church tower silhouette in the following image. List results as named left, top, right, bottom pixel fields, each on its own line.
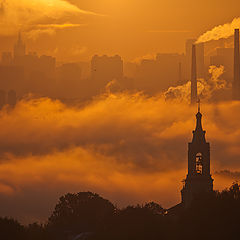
left=181, top=102, right=214, bottom=207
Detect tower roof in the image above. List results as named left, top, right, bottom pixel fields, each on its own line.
left=192, top=101, right=206, bottom=143
left=195, top=111, right=203, bottom=132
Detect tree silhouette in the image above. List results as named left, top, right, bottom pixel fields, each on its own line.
left=26, top=222, right=46, bottom=240
left=2, top=184, right=240, bottom=240
left=173, top=183, right=240, bottom=240
left=48, top=192, right=115, bottom=238
left=0, top=217, right=25, bottom=240
left=143, top=201, right=165, bottom=215
left=108, top=203, right=166, bottom=240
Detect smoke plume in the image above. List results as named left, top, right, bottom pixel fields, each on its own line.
left=196, top=17, right=240, bottom=43
left=164, top=65, right=229, bottom=102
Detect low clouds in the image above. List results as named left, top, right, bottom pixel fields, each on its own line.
left=0, top=95, right=191, bottom=169
left=215, top=170, right=240, bottom=180
left=0, top=93, right=240, bottom=223
left=26, top=23, right=86, bottom=40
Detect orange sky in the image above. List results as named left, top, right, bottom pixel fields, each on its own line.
left=0, top=0, right=240, bottom=224
left=0, top=0, right=240, bottom=61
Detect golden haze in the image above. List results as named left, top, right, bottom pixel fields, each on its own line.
left=0, top=94, right=239, bottom=222
left=0, top=0, right=240, bottom=60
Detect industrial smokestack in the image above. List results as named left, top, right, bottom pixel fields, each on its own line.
left=233, top=29, right=240, bottom=100
left=191, top=44, right=197, bottom=104
left=178, top=62, right=182, bottom=85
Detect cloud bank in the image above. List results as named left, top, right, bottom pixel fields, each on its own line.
left=0, top=90, right=239, bottom=223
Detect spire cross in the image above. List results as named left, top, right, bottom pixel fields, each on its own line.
left=197, top=98, right=201, bottom=113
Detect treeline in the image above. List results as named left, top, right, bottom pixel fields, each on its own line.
left=2, top=183, right=240, bottom=240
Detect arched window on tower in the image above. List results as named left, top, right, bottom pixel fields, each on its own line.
left=196, top=153, right=203, bottom=174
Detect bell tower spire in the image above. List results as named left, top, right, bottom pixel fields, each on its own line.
left=181, top=106, right=213, bottom=207
left=192, top=100, right=206, bottom=143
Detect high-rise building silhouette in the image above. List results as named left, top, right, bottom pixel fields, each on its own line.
left=178, top=62, right=182, bottom=85
left=56, top=63, right=82, bottom=98
left=136, top=53, right=185, bottom=94
left=13, top=32, right=26, bottom=60
left=196, top=43, right=205, bottom=79
left=1, top=52, right=12, bottom=66
left=91, top=55, right=124, bottom=91
left=210, top=47, right=233, bottom=83
left=0, top=65, right=24, bottom=94
left=191, top=45, right=197, bottom=104
left=233, top=29, right=240, bottom=100
left=181, top=105, right=214, bottom=207
left=0, top=90, right=6, bottom=109
left=7, top=90, right=17, bottom=107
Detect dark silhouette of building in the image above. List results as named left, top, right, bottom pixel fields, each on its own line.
left=0, top=90, right=6, bottom=109
left=181, top=104, right=214, bottom=207
left=7, top=90, right=17, bottom=107
left=13, top=32, right=26, bottom=60
left=135, top=53, right=186, bottom=94
left=210, top=47, right=233, bottom=83
left=191, top=45, right=198, bottom=104
left=197, top=43, right=205, bottom=79
left=0, top=65, right=24, bottom=91
left=56, top=63, right=82, bottom=98
left=178, top=62, right=182, bottom=85
left=0, top=33, right=57, bottom=96
left=0, top=90, right=17, bottom=109
left=124, top=62, right=137, bottom=79
left=91, top=55, right=123, bottom=91
left=1, top=52, right=13, bottom=66
left=233, top=29, right=240, bottom=100
left=38, top=55, right=56, bottom=78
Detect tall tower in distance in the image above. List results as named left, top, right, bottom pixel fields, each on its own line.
left=186, top=40, right=205, bottom=81
left=13, top=32, right=26, bottom=60
left=191, top=44, right=197, bottom=104
left=178, top=62, right=182, bottom=85
left=233, top=29, right=240, bottom=100
left=181, top=103, right=214, bottom=207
